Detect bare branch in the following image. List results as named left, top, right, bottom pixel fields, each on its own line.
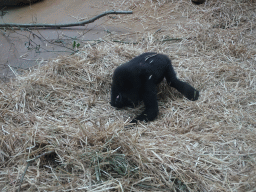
left=0, top=10, right=133, bottom=28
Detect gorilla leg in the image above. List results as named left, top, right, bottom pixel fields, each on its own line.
left=165, top=65, right=199, bottom=101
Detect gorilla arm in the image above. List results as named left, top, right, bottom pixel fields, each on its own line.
left=130, top=78, right=158, bottom=123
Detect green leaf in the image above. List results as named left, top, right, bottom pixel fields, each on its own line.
left=72, top=41, right=76, bottom=49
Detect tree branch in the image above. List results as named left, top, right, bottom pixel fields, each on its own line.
left=0, top=10, right=132, bottom=28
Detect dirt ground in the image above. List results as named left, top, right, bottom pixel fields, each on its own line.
left=0, top=0, right=130, bottom=80
left=0, top=0, right=256, bottom=191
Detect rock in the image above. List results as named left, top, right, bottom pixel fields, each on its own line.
left=0, top=0, right=42, bottom=6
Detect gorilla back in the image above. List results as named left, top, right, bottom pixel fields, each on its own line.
left=110, top=52, right=199, bottom=123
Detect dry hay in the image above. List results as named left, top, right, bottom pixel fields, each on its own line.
left=1, top=0, right=256, bottom=191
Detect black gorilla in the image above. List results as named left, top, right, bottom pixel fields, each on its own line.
left=192, top=0, right=206, bottom=5
left=110, top=52, right=199, bottom=123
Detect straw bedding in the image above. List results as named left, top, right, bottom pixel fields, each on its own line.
left=1, top=0, right=256, bottom=191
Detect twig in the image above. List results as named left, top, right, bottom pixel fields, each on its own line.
left=26, top=150, right=55, bottom=163
left=0, top=6, right=7, bottom=16
left=18, top=150, right=55, bottom=192
left=112, top=40, right=138, bottom=44
left=0, top=10, right=133, bottom=28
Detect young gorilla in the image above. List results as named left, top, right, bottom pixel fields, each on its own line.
left=110, top=52, right=199, bottom=123
left=192, top=0, right=206, bottom=5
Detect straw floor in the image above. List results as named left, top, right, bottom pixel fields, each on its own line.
left=1, top=0, right=256, bottom=191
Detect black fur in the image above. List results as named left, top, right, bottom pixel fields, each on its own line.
left=110, top=52, right=199, bottom=123
left=192, top=0, right=206, bottom=5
